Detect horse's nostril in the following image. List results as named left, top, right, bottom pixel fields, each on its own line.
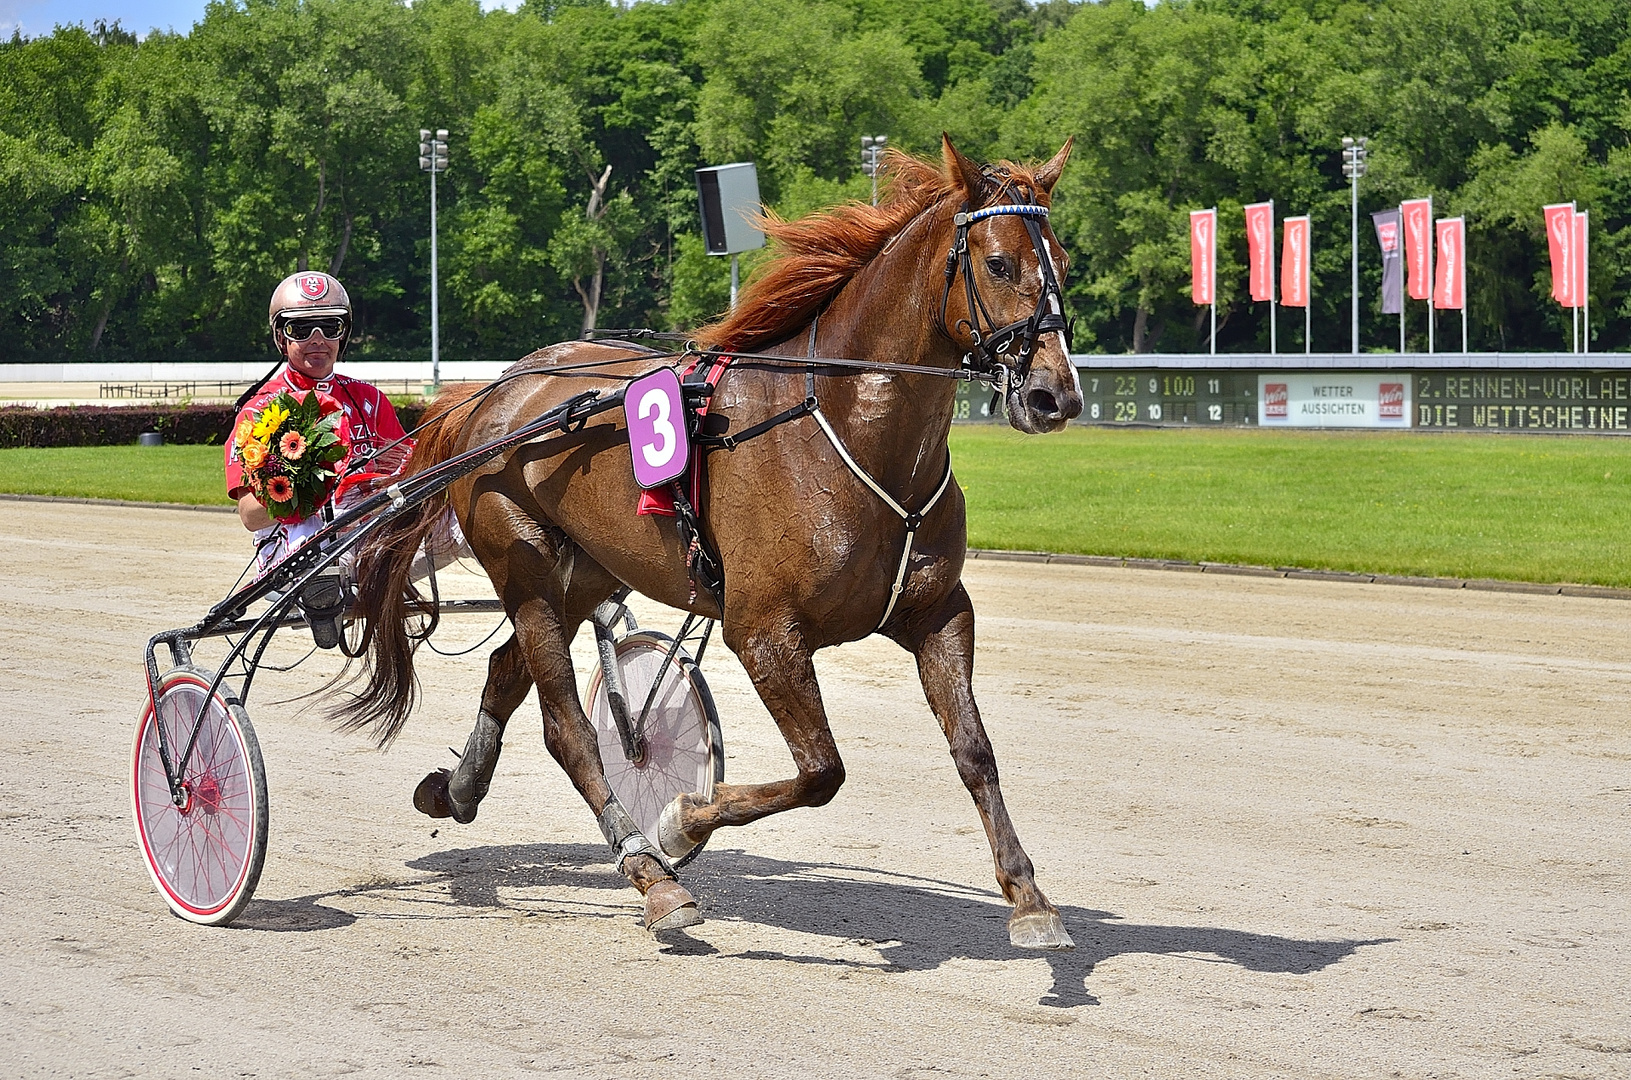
left=1027, top=387, right=1062, bottom=419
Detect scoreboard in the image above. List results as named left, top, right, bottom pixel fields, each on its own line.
left=952, top=359, right=1631, bottom=434
left=1077, top=371, right=1259, bottom=426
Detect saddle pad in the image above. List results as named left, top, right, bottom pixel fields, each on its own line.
left=636, top=353, right=731, bottom=517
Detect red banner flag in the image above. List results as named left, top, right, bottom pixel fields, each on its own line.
left=1190, top=208, right=1216, bottom=305
left=1572, top=210, right=1589, bottom=309
left=1401, top=198, right=1432, bottom=301
left=1543, top=203, right=1576, bottom=306
left=1280, top=216, right=1310, bottom=307
left=1433, top=218, right=1464, bottom=310
left=1244, top=201, right=1274, bottom=302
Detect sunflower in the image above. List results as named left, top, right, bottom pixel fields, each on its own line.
left=240, top=440, right=267, bottom=469
left=279, top=430, right=308, bottom=461
left=266, top=475, right=295, bottom=503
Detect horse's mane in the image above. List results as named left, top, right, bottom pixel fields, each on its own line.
left=694, top=149, right=1043, bottom=354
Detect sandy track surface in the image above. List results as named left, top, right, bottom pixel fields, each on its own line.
left=1, top=500, right=1627, bottom=1078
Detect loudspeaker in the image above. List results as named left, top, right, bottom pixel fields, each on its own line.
left=695, top=162, right=766, bottom=256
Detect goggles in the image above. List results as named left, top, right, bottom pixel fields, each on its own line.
left=279, top=315, right=349, bottom=342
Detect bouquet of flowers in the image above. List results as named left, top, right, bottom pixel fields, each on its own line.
left=232, top=390, right=348, bottom=523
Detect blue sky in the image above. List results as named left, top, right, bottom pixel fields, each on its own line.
left=3, top=0, right=514, bottom=40
left=2, top=0, right=212, bottom=38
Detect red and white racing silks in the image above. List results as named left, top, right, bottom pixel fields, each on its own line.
left=225, top=366, right=411, bottom=574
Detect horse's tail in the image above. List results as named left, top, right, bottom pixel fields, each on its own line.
left=332, top=382, right=485, bottom=747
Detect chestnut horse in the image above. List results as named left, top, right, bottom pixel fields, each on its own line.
left=340, top=136, right=1083, bottom=947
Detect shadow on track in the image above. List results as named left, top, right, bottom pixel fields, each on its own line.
left=245, top=842, right=1386, bottom=1007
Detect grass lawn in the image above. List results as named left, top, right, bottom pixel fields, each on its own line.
left=950, top=426, right=1631, bottom=587
left=2, top=430, right=1628, bottom=585
left=0, top=445, right=232, bottom=507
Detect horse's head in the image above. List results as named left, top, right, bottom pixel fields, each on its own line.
left=940, top=135, right=1083, bottom=434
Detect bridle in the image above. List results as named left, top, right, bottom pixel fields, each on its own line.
left=939, top=191, right=1072, bottom=398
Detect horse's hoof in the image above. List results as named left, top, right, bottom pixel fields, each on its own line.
left=644, top=879, right=702, bottom=932
left=413, top=769, right=477, bottom=824
left=657, top=795, right=699, bottom=861
left=1009, top=910, right=1075, bottom=950
left=413, top=769, right=455, bottom=819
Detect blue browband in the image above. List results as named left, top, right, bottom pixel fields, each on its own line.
left=956, top=204, right=1050, bottom=226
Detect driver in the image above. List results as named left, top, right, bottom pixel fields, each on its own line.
left=226, top=271, right=410, bottom=643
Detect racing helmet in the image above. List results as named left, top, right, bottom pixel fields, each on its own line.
left=268, top=271, right=352, bottom=357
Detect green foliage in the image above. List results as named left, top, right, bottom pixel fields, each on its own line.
left=5, top=0, right=1631, bottom=359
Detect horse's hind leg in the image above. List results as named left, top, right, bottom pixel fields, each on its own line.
left=506, top=587, right=702, bottom=930
left=413, top=634, right=534, bottom=824
left=471, top=513, right=700, bottom=931
left=897, top=583, right=1074, bottom=951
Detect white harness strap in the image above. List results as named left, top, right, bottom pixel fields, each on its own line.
left=805, top=318, right=955, bottom=632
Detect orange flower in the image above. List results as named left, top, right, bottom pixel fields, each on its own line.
left=266, top=475, right=294, bottom=502
left=279, top=430, right=307, bottom=461
left=240, top=441, right=267, bottom=469
left=234, top=419, right=255, bottom=448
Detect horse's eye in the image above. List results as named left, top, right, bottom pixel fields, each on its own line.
left=985, top=255, right=1010, bottom=279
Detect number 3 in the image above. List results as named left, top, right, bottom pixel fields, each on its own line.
left=639, top=387, right=675, bottom=468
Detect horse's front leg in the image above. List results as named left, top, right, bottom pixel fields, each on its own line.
left=657, top=622, right=846, bottom=853
left=897, top=582, right=1074, bottom=950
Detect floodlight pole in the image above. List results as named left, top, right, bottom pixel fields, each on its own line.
left=1342, top=137, right=1367, bottom=355
left=861, top=135, right=888, bottom=206
left=420, top=128, right=449, bottom=386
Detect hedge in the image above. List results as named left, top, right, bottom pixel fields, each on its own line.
left=0, top=402, right=429, bottom=449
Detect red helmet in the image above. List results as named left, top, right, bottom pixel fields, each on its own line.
left=268, top=271, right=352, bottom=354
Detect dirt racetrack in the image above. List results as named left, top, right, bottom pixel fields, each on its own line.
left=2, top=499, right=1627, bottom=1079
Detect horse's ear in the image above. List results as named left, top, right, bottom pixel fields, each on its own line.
left=1035, top=137, right=1074, bottom=195
left=942, top=133, right=987, bottom=207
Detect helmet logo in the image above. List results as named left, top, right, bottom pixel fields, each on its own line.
left=298, top=274, right=329, bottom=300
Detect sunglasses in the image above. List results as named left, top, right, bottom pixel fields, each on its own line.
left=280, top=316, right=348, bottom=342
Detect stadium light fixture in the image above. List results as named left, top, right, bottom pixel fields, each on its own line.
left=861, top=135, right=888, bottom=206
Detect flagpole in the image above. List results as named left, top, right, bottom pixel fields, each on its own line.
left=1571, top=201, right=1578, bottom=353
left=1306, top=217, right=1312, bottom=355
left=1210, top=206, right=1217, bottom=355
left=1582, top=211, right=1590, bottom=355
left=1461, top=218, right=1469, bottom=353
left=1269, top=200, right=1277, bottom=355
left=1426, top=197, right=1434, bottom=354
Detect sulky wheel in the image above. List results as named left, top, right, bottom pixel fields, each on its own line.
left=587, top=630, right=723, bottom=868
left=131, top=666, right=269, bottom=926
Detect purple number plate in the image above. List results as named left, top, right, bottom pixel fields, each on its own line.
left=625, top=367, right=690, bottom=489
